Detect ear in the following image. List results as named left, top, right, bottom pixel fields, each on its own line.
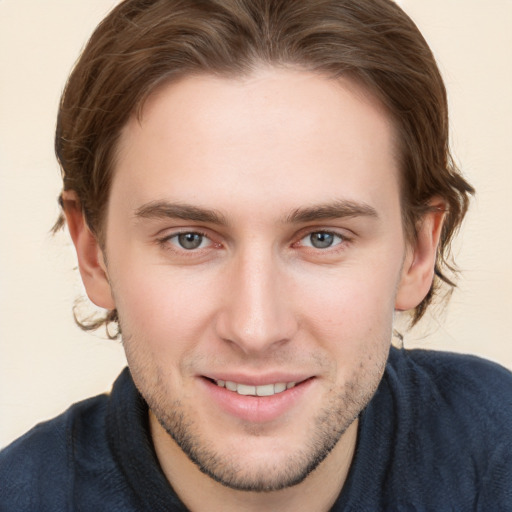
left=395, top=199, right=446, bottom=311
left=61, top=191, right=115, bottom=310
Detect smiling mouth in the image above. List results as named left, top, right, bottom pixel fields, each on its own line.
left=211, top=379, right=299, bottom=397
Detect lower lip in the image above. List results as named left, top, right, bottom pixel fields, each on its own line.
left=200, top=377, right=314, bottom=423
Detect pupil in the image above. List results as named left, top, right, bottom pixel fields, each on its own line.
left=178, top=233, right=202, bottom=249
left=311, top=232, right=333, bottom=249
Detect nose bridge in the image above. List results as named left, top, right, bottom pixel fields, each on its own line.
left=216, top=242, right=296, bottom=353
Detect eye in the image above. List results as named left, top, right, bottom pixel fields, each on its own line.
left=169, top=232, right=211, bottom=250
left=301, top=231, right=344, bottom=249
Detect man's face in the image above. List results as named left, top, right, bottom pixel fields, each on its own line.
left=102, top=68, right=409, bottom=491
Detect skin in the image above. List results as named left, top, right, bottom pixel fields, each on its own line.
left=64, top=67, right=444, bottom=511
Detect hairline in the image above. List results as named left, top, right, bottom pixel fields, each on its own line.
left=95, top=64, right=416, bottom=248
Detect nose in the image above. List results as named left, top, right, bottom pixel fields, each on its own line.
left=215, top=247, right=298, bottom=355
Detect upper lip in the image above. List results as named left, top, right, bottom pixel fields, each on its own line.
left=202, top=373, right=313, bottom=386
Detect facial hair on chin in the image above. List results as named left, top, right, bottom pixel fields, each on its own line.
left=142, top=358, right=385, bottom=493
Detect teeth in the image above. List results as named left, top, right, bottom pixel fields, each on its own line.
left=256, top=384, right=275, bottom=396
left=274, top=383, right=287, bottom=393
left=226, top=381, right=237, bottom=392
left=216, top=380, right=297, bottom=396
left=237, top=384, right=256, bottom=395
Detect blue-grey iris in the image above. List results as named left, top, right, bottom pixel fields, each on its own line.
left=178, top=233, right=203, bottom=249
left=310, top=232, right=335, bottom=249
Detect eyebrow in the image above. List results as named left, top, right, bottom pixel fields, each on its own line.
left=134, top=198, right=378, bottom=226
left=285, top=200, right=379, bottom=223
left=134, top=201, right=228, bottom=225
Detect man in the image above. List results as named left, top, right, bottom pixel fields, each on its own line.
left=1, top=0, right=511, bottom=510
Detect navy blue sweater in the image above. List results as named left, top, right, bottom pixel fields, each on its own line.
left=1, top=348, right=512, bottom=511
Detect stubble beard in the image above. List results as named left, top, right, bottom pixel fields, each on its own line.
left=142, top=361, right=385, bottom=493
left=117, top=299, right=389, bottom=494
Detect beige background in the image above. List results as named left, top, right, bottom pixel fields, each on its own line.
left=1, top=0, right=511, bottom=448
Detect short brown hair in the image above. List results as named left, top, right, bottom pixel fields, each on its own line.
left=55, top=0, right=474, bottom=335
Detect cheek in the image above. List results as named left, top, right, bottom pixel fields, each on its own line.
left=293, top=263, right=398, bottom=352
left=300, top=263, right=397, bottom=317
left=111, top=269, right=216, bottom=398
left=109, top=257, right=219, bottom=355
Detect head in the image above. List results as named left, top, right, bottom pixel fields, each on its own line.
left=56, top=0, right=473, bottom=497
left=56, top=0, right=473, bottom=334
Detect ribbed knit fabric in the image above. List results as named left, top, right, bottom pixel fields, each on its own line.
left=1, top=348, right=511, bottom=511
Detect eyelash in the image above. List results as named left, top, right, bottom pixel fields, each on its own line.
left=157, top=230, right=214, bottom=252
left=296, top=230, right=348, bottom=250
left=156, top=229, right=352, bottom=255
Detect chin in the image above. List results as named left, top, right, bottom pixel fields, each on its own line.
left=147, top=373, right=378, bottom=493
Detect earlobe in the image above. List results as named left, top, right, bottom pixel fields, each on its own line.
left=61, top=191, right=115, bottom=310
left=395, top=200, right=446, bottom=312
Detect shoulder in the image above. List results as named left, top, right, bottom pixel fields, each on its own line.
left=385, top=348, right=512, bottom=439
left=385, top=348, right=512, bottom=508
left=0, top=393, right=109, bottom=511
left=389, top=348, right=512, bottom=412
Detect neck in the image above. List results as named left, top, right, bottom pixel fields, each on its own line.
left=150, top=413, right=358, bottom=512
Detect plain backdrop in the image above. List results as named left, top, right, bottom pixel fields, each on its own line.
left=1, top=0, right=511, bottom=448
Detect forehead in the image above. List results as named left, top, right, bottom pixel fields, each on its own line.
left=112, top=67, right=399, bottom=222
